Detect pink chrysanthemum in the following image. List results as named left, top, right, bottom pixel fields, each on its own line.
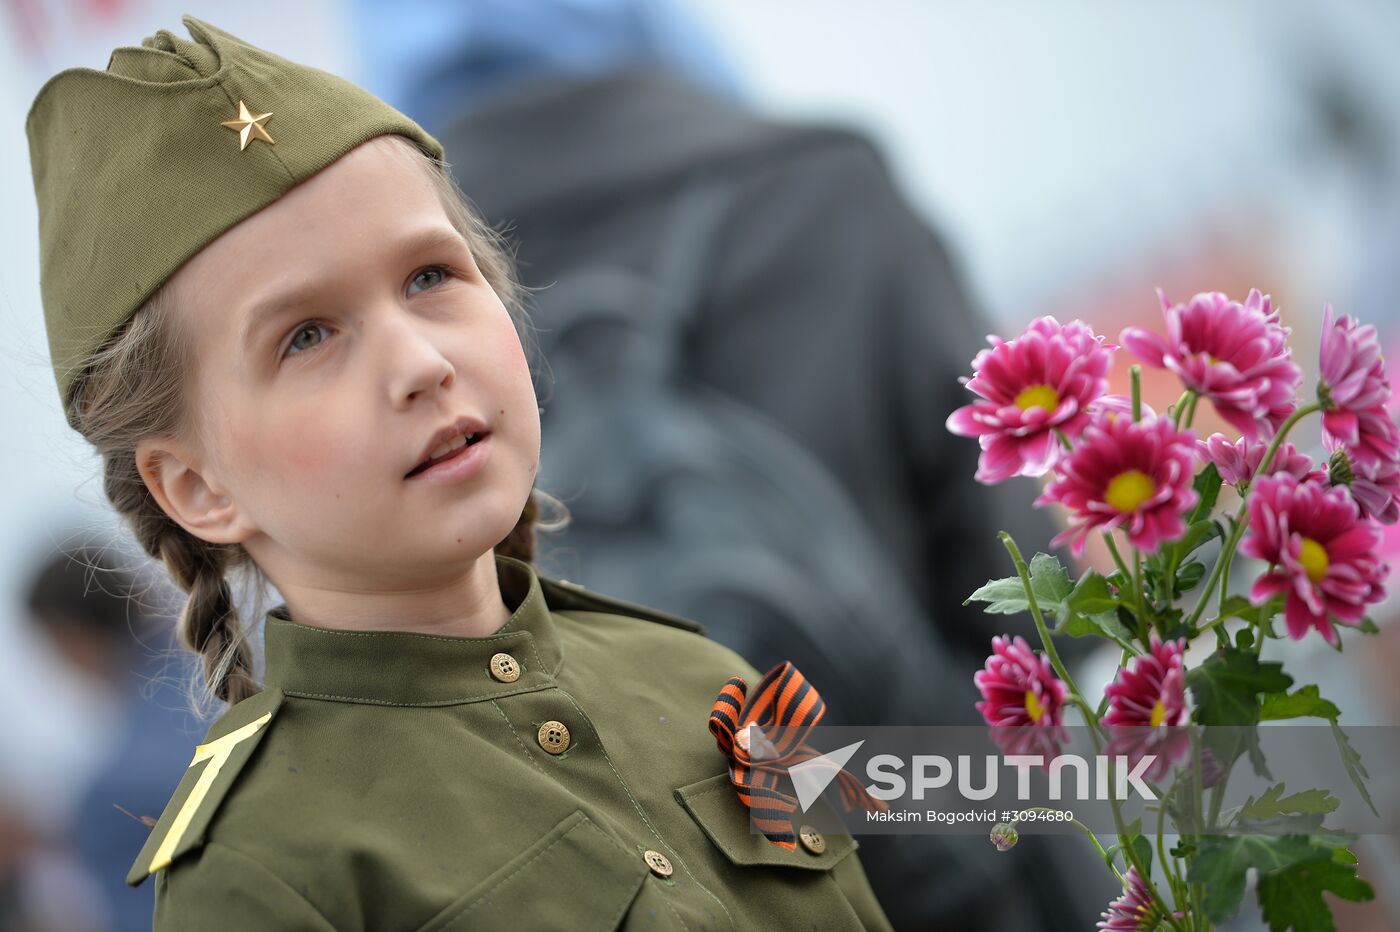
left=1037, top=415, right=1200, bottom=557
left=947, top=317, right=1115, bottom=483
left=1103, top=635, right=1189, bottom=728
left=1318, top=304, right=1400, bottom=469
left=1121, top=288, right=1300, bottom=440
left=1102, top=635, right=1191, bottom=783
left=974, top=634, right=1068, bottom=727
left=1241, top=473, right=1388, bottom=646
left=1098, top=867, right=1181, bottom=930
left=1327, top=443, right=1400, bottom=525
left=1198, top=433, right=1318, bottom=487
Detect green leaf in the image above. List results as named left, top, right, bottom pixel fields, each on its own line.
left=1188, top=648, right=1292, bottom=780
left=1175, top=560, right=1206, bottom=592
left=1257, top=857, right=1374, bottom=932
left=1130, top=834, right=1153, bottom=879
left=1187, top=463, right=1223, bottom=524
left=1188, top=835, right=1335, bottom=922
left=1111, top=818, right=1153, bottom=878
left=964, top=576, right=1031, bottom=614
left=1354, top=617, right=1380, bottom=635
left=1238, top=784, right=1340, bottom=822
left=1052, top=572, right=1135, bottom=647
left=964, top=552, right=1074, bottom=617
left=1028, top=552, right=1074, bottom=605
left=1216, top=595, right=1259, bottom=622
left=1231, top=784, right=1340, bottom=834
left=1063, top=570, right=1120, bottom=615
left=1261, top=685, right=1342, bottom=722
left=1158, top=608, right=1192, bottom=642
left=1175, top=518, right=1225, bottom=563
left=1187, top=648, right=1294, bottom=726
left=1058, top=610, right=1137, bottom=648
left=1330, top=720, right=1379, bottom=819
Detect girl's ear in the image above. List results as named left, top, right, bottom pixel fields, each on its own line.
left=135, top=436, right=256, bottom=546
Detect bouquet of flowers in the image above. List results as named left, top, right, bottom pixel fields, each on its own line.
left=947, top=289, right=1393, bottom=931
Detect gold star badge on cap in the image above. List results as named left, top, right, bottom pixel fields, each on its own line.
left=220, top=99, right=275, bottom=150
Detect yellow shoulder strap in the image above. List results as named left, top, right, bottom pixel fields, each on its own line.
left=126, top=686, right=283, bottom=886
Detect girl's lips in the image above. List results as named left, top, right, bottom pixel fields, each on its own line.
left=405, top=432, right=491, bottom=483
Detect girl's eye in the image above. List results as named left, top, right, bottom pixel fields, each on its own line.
left=283, top=322, right=330, bottom=358
left=408, top=265, right=453, bottom=295
left=279, top=267, right=453, bottom=361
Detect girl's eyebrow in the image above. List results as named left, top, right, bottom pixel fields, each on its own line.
left=237, top=226, right=470, bottom=351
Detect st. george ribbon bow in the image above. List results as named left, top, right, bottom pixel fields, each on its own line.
left=708, top=661, right=888, bottom=849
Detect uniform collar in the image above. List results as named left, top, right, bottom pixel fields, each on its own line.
left=261, top=553, right=562, bottom=706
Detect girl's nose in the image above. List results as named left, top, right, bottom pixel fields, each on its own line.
left=380, top=312, right=456, bottom=407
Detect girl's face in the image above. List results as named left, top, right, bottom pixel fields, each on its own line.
left=141, top=136, right=540, bottom=601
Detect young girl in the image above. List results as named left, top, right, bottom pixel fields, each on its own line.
left=25, top=15, right=893, bottom=931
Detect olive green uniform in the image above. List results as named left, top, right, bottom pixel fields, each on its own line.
left=126, top=554, right=894, bottom=930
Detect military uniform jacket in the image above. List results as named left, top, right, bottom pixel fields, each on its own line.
left=126, top=553, right=894, bottom=931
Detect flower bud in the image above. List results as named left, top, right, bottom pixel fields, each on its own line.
left=989, top=822, right=1019, bottom=852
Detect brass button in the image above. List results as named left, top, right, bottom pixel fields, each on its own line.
left=797, top=825, right=826, bottom=855
left=643, top=849, right=673, bottom=878
left=537, top=721, right=571, bottom=754
left=488, top=652, right=522, bottom=683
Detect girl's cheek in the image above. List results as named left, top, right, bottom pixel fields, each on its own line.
left=280, top=435, right=331, bottom=477
left=253, top=411, right=337, bottom=479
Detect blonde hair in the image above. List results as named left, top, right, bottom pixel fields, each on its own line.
left=67, top=134, right=566, bottom=714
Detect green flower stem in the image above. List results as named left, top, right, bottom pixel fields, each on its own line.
left=1156, top=798, right=1186, bottom=904
left=1170, top=389, right=1194, bottom=430
left=1217, top=558, right=1231, bottom=614
left=1188, top=730, right=1206, bottom=925
left=1185, top=518, right=1247, bottom=633
left=1000, top=533, right=1085, bottom=700
left=999, top=526, right=1197, bottom=926
left=1069, top=696, right=1107, bottom=740
left=1084, top=715, right=1189, bottom=931
left=1000, top=532, right=1187, bottom=929
left=1133, top=549, right=1151, bottom=644
left=1104, top=532, right=1133, bottom=583
left=1011, top=807, right=1124, bottom=883
left=1205, top=750, right=1239, bottom=833
left=1096, top=648, right=1132, bottom=719
left=1182, top=392, right=1200, bottom=429
left=1183, top=403, right=1322, bottom=632
left=1131, top=366, right=1143, bottom=422
left=1213, top=544, right=1234, bottom=649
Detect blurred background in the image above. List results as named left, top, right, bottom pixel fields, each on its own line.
left=3, top=0, right=1400, bottom=929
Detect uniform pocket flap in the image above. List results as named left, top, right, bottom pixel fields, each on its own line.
left=674, top=772, right=856, bottom=871
left=413, top=809, right=648, bottom=932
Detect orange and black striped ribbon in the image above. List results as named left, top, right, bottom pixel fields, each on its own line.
left=708, top=661, right=888, bottom=849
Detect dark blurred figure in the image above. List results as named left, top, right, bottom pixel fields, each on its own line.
left=352, top=1, right=1111, bottom=927
left=23, top=535, right=205, bottom=932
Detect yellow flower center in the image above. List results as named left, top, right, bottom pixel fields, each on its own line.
left=1105, top=470, right=1157, bottom=513
left=1298, top=537, right=1329, bottom=583
left=1014, top=384, right=1060, bottom=412
left=1150, top=699, right=1167, bottom=728
left=1025, top=690, right=1046, bottom=723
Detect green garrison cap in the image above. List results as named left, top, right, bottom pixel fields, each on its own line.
left=25, top=13, right=446, bottom=426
